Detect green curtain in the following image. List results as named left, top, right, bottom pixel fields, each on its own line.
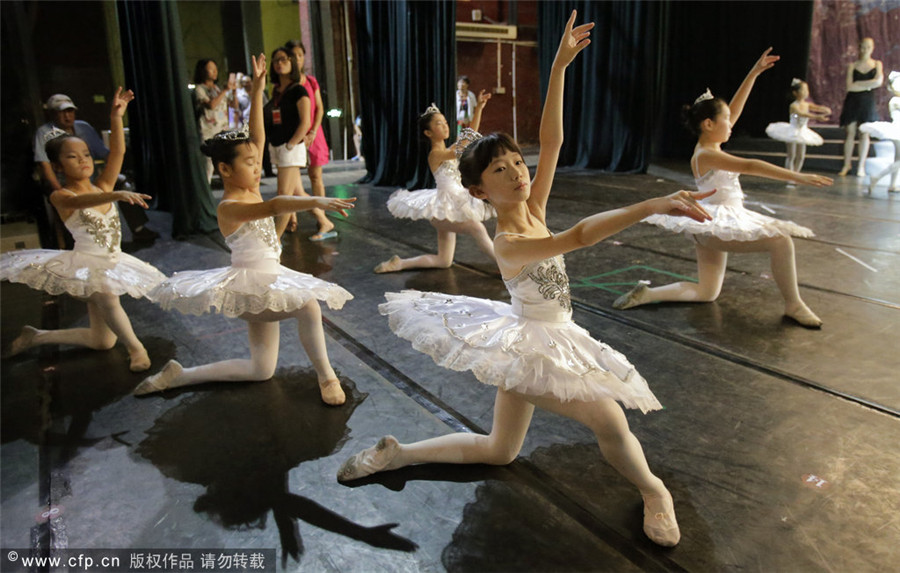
left=117, top=0, right=218, bottom=239
left=354, top=0, right=456, bottom=189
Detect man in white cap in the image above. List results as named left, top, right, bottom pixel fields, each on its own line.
left=34, top=93, right=158, bottom=241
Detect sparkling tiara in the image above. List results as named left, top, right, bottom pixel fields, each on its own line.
left=423, top=102, right=441, bottom=115
left=213, top=127, right=250, bottom=142
left=455, top=127, right=483, bottom=159
left=791, top=77, right=803, bottom=87
left=42, top=126, right=70, bottom=145
left=694, top=88, right=714, bottom=105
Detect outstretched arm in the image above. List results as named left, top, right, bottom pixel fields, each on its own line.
left=528, top=10, right=594, bottom=219
left=50, top=189, right=151, bottom=216
left=95, top=87, right=134, bottom=191
left=218, top=195, right=356, bottom=226
left=730, top=48, right=779, bottom=127
left=469, top=89, right=491, bottom=133
left=249, top=54, right=267, bottom=164
left=495, top=190, right=714, bottom=272
left=699, top=148, right=833, bottom=186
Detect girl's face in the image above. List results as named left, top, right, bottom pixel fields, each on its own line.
left=425, top=113, right=451, bottom=142
left=221, top=142, right=261, bottom=188
left=273, top=50, right=292, bottom=77
left=860, top=38, right=874, bottom=57
left=55, top=138, right=93, bottom=180
left=205, top=61, right=218, bottom=82
left=704, top=104, right=732, bottom=143
left=472, top=149, right=530, bottom=206
left=292, top=46, right=305, bottom=74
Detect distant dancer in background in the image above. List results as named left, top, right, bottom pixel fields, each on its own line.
left=838, top=37, right=883, bottom=177
left=456, top=75, right=477, bottom=136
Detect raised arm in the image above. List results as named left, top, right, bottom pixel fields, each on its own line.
left=249, top=54, right=267, bottom=164
left=528, top=10, right=594, bottom=217
left=469, top=90, right=492, bottom=133
left=495, top=190, right=714, bottom=273
left=729, top=48, right=779, bottom=127
left=95, top=87, right=134, bottom=191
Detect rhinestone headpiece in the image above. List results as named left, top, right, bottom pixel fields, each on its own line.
left=213, top=127, right=250, bottom=142
left=455, top=127, right=483, bottom=158
left=423, top=102, right=441, bottom=115
left=43, top=126, right=70, bottom=145
left=694, top=88, right=714, bottom=105
left=791, top=77, right=803, bottom=88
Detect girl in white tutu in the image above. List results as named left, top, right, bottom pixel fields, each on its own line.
left=615, top=49, right=833, bottom=328
left=134, top=54, right=356, bottom=405
left=2, top=88, right=162, bottom=372
left=765, top=78, right=830, bottom=173
left=862, top=71, right=900, bottom=193
left=373, top=93, right=495, bottom=273
left=336, top=12, right=715, bottom=547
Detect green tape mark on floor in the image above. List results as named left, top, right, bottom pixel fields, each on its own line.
left=569, top=265, right=697, bottom=295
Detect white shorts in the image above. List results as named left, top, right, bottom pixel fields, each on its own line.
left=269, top=142, right=307, bottom=168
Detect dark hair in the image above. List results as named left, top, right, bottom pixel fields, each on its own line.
left=457, top=75, right=470, bottom=85
left=284, top=39, right=305, bottom=56
left=790, top=79, right=806, bottom=95
left=458, top=132, right=523, bottom=188
left=681, top=97, right=727, bottom=136
left=200, top=130, right=250, bottom=174
left=45, top=134, right=83, bottom=164
left=270, top=47, right=300, bottom=83
left=193, top=59, right=216, bottom=85
left=417, top=107, right=442, bottom=142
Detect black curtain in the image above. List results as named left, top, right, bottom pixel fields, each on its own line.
left=117, top=0, right=218, bottom=239
left=354, top=0, right=455, bottom=188
left=656, top=1, right=814, bottom=159
left=538, top=1, right=669, bottom=173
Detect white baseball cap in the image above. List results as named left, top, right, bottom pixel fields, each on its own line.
left=45, top=94, right=77, bottom=111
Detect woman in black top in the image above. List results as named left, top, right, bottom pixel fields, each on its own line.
left=839, top=37, right=884, bottom=177
left=264, top=47, right=330, bottom=234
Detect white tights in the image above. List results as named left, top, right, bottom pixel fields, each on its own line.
left=383, top=389, right=667, bottom=497
left=785, top=142, right=807, bottom=172
left=635, top=235, right=812, bottom=315
left=868, top=141, right=900, bottom=191
left=164, top=300, right=336, bottom=389
left=27, top=292, right=146, bottom=357
left=390, top=219, right=495, bottom=271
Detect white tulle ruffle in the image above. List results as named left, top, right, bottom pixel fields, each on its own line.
left=379, top=290, right=662, bottom=413
left=643, top=204, right=814, bottom=241
left=386, top=187, right=494, bottom=223
left=859, top=121, right=900, bottom=141
left=765, top=122, right=824, bottom=145
left=149, top=265, right=353, bottom=317
left=0, top=249, right=165, bottom=298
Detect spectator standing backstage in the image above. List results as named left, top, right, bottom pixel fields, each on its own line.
left=194, top=59, right=238, bottom=182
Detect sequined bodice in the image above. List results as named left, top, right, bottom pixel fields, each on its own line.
left=694, top=169, right=744, bottom=207
left=65, top=206, right=121, bottom=257
left=434, top=159, right=465, bottom=194
left=504, top=255, right=572, bottom=322
left=225, top=218, right=281, bottom=272
left=789, top=114, right=809, bottom=129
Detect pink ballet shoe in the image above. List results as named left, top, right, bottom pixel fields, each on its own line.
left=133, top=359, right=183, bottom=395
left=337, top=435, right=400, bottom=482
left=612, top=281, right=650, bottom=310
left=642, top=490, right=681, bottom=547
left=837, top=166, right=851, bottom=177
left=129, top=348, right=152, bottom=372
left=6, top=326, right=39, bottom=358
left=319, top=378, right=346, bottom=406
left=374, top=255, right=402, bottom=274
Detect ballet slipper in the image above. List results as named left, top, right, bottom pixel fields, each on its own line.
left=642, top=490, right=681, bottom=547
left=837, top=166, right=851, bottom=177
left=784, top=306, right=823, bottom=329
left=128, top=347, right=152, bottom=372
left=856, top=169, right=867, bottom=178
left=133, top=359, right=183, bottom=395
left=319, top=378, right=346, bottom=406
left=6, top=326, right=39, bottom=358
left=337, top=435, right=400, bottom=482
left=374, top=255, right=402, bottom=274
left=612, top=281, right=651, bottom=310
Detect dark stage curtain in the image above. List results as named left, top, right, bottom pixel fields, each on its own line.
left=538, top=2, right=669, bottom=172
left=354, top=0, right=456, bottom=188
left=117, top=0, right=218, bottom=239
left=656, top=1, right=814, bottom=159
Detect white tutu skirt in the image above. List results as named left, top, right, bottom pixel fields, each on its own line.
left=0, top=249, right=165, bottom=298
left=765, top=122, right=824, bottom=145
left=379, top=290, right=662, bottom=413
left=386, top=187, right=494, bottom=223
left=149, top=264, right=353, bottom=318
left=644, top=204, right=814, bottom=241
left=859, top=121, right=900, bottom=141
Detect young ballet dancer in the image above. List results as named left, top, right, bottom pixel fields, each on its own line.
left=1, top=88, right=162, bottom=371
left=336, top=12, right=716, bottom=547
left=765, top=78, right=830, bottom=174
left=372, top=92, right=496, bottom=273
left=134, top=54, right=356, bottom=405
left=614, top=49, right=833, bottom=328
left=838, top=37, right=884, bottom=177
left=862, top=71, right=900, bottom=193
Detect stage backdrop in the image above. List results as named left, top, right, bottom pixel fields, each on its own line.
left=354, top=0, right=456, bottom=189
left=117, top=0, right=218, bottom=239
